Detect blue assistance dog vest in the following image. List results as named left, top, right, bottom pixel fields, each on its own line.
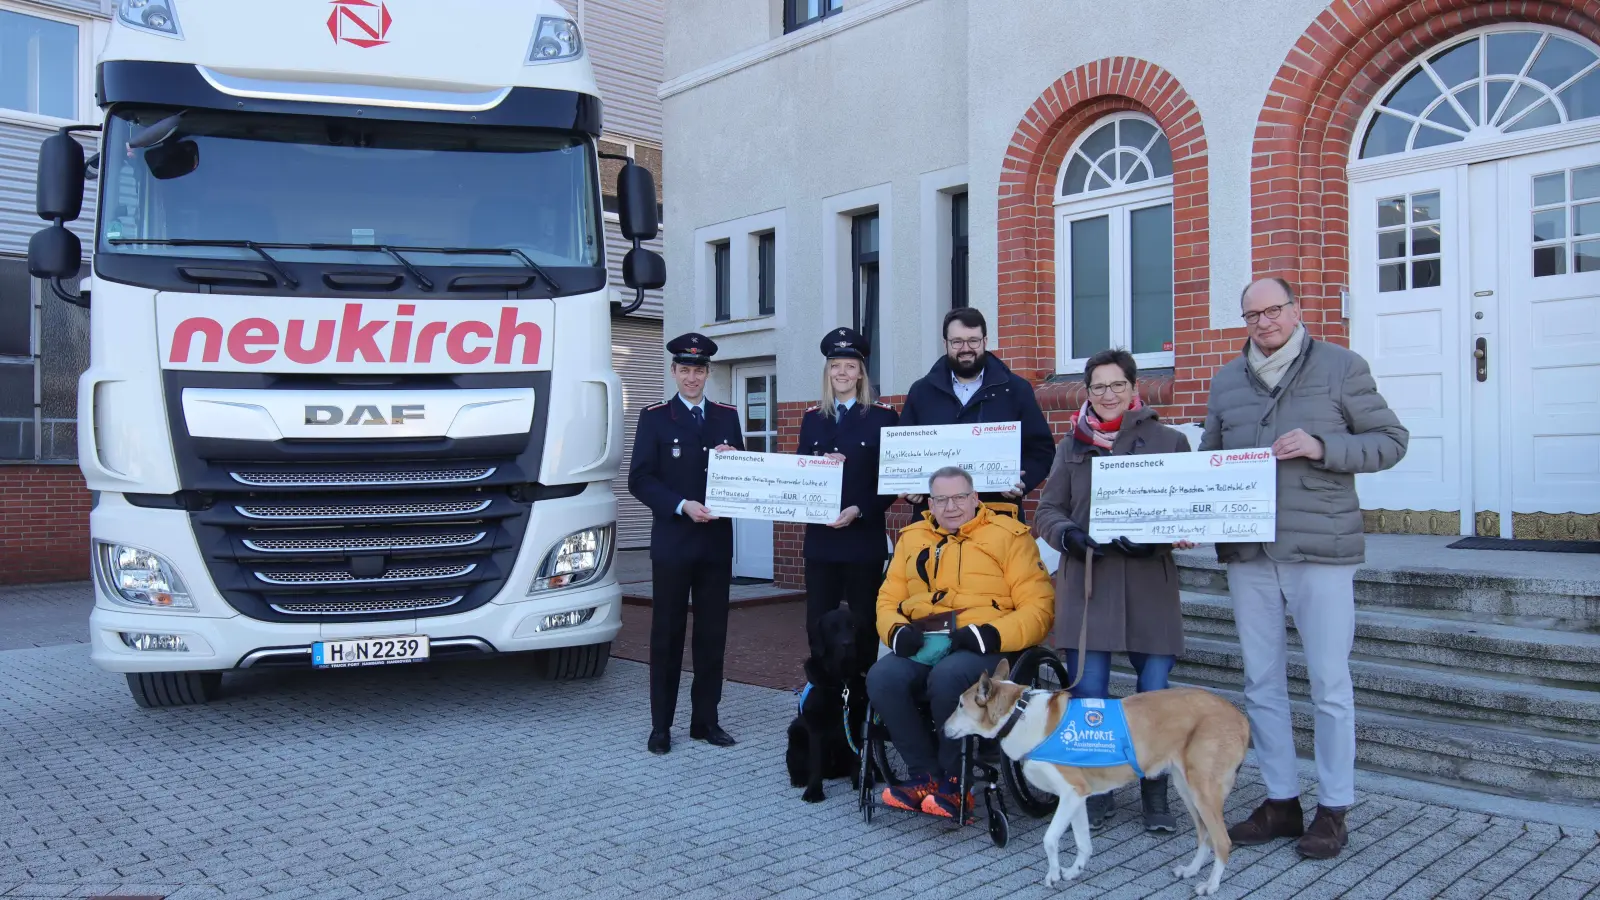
left=1022, top=698, right=1143, bottom=777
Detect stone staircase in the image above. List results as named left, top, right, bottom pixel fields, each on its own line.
left=1111, top=536, right=1600, bottom=807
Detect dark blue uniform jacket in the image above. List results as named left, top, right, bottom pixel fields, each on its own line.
left=796, top=400, right=899, bottom=563
left=628, top=397, right=746, bottom=563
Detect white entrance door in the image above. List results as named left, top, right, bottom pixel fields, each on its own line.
left=1351, top=147, right=1600, bottom=535
left=1502, top=147, right=1600, bottom=528
left=732, top=364, right=776, bottom=580
left=1350, top=171, right=1471, bottom=524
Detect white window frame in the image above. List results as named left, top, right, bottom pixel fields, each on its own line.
left=919, top=163, right=968, bottom=368
left=691, top=207, right=786, bottom=336
left=1054, top=114, right=1176, bottom=373
left=1349, top=25, right=1600, bottom=182
left=0, top=1, right=99, bottom=129
left=822, top=182, right=893, bottom=391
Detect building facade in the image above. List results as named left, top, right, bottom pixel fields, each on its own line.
left=0, top=0, right=108, bottom=584
left=0, top=0, right=668, bottom=583
left=661, top=0, right=1600, bottom=587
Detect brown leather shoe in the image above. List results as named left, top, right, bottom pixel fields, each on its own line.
left=1227, top=796, right=1305, bottom=845
left=1297, top=805, right=1349, bottom=859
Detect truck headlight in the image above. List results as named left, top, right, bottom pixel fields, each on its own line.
left=530, top=525, right=612, bottom=592
left=96, top=542, right=195, bottom=609
left=527, top=15, right=583, bottom=64
left=117, top=0, right=183, bottom=37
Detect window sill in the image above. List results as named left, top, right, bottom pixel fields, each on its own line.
left=0, top=108, right=86, bottom=131
left=700, top=316, right=778, bottom=338
left=660, top=0, right=928, bottom=100
left=1060, top=352, right=1176, bottom=373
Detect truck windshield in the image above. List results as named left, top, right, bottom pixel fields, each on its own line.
left=97, top=107, right=601, bottom=270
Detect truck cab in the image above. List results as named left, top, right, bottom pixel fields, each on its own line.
left=28, top=0, right=664, bottom=706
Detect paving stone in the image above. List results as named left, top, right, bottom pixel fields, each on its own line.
left=2, top=643, right=1597, bottom=899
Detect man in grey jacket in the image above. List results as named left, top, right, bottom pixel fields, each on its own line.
left=1200, top=277, right=1408, bottom=860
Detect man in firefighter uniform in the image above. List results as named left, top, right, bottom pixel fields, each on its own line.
left=628, top=333, right=745, bottom=754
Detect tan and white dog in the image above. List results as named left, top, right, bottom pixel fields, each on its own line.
left=944, top=659, right=1250, bottom=896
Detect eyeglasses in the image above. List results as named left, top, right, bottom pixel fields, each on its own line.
left=1242, top=301, right=1294, bottom=325
left=929, top=492, right=973, bottom=507
left=945, top=337, right=984, bottom=349
left=1088, top=380, right=1131, bottom=396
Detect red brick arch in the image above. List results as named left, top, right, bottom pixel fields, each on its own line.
left=1251, top=0, right=1600, bottom=338
left=997, top=58, right=1212, bottom=420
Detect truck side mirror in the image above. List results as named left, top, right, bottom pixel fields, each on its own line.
left=36, top=132, right=86, bottom=222
left=29, top=224, right=82, bottom=280
left=616, top=162, right=658, bottom=242
left=622, top=247, right=666, bottom=291
left=146, top=139, right=200, bottom=180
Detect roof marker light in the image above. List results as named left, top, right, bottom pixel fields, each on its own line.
left=118, top=0, right=184, bottom=39
left=527, top=15, right=583, bottom=65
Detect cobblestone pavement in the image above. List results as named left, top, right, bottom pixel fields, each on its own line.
left=0, top=583, right=91, bottom=650
left=3, top=643, right=1598, bottom=900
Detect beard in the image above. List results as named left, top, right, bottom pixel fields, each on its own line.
left=948, top=350, right=985, bottom=379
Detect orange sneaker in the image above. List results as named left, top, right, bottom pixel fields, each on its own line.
left=882, top=775, right=940, bottom=812
left=921, top=777, right=976, bottom=822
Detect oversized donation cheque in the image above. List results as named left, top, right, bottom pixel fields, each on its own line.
left=705, top=450, right=844, bottom=525
left=876, top=422, right=1023, bottom=495
left=1088, top=448, right=1277, bottom=543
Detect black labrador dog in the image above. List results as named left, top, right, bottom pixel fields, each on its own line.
left=786, top=607, right=869, bottom=803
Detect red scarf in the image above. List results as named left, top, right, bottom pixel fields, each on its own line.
left=1071, top=395, right=1141, bottom=451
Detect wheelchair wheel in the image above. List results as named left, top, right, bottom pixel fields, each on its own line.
left=1002, top=647, right=1072, bottom=819
left=858, top=715, right=876, bottom=823
left=986, top=789, right=1010, bottom=848
left=870, top=725, right=911, bottom=789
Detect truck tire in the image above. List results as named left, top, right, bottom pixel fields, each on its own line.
left=539, top=641, right=611, bottom=680
left=126, top=671, right=222, bottom=708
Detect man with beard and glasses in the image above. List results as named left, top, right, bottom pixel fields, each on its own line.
left=898, top=308, right=1056, bottom=519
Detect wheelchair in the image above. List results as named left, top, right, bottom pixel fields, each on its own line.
left=854, top=645, right=1072, bottom=847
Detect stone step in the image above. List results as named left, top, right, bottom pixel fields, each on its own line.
left=1106, top=672, right=1600, bottom=805
left=1174, top=544, right=1600, bottom=632
left=1179, top=591, right=1600, bottom=685
left=1175, top=635, right=1600, bottom=739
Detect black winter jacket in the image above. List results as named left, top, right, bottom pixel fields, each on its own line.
left=898, top=353, right=1057, bottom=510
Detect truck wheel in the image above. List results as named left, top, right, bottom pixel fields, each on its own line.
left=126, top=672, right=222, bottom=708
left=539, top=641, right=611, bottom=680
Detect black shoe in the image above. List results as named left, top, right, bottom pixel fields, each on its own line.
left=1086, top=791, right=1115, bottom=831
left=1141, top=776, right=1177, bottom=833
left=689, top=723, right=736, bottom=746
left=647, top=729, right=671, bottom=755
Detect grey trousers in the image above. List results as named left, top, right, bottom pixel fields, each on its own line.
left=865, top=649, right=1004, bottom=780
left=1227, top=556, right=1359, bottom=808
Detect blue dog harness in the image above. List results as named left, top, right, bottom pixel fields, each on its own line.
left=1022, top=697, right=1143, bottom=777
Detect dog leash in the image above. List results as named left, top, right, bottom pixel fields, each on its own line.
left=841, top=686, right=860, bottom=755
left=1066, top=552, right=1093, bottom=693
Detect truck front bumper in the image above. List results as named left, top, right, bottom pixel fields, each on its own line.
left=87, top=485, right=624, bottom=674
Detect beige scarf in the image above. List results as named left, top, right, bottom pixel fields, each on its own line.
left=1247, top=324, right=1308, bottom=391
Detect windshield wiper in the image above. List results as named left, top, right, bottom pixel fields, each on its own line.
left=402, top=245, right=562, bottom=293
left=309, top=244, right=434, bottom=291
left=108, top=238, right=300, bottom=288
left=107, top=239, right=563, bottom=293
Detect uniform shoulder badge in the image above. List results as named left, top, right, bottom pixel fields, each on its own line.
left=874, top=400, right=896, bottom=410
left=644, top=401, right=667, bottom=411
left=710, top=400, right=738, bottom=409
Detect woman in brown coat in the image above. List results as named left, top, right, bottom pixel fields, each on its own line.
left=1034, top=348, right=1194, bottom=833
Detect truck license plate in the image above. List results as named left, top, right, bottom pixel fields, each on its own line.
left=312, top=635, right=429, bottom=668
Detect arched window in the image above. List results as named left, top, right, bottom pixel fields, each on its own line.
left=1361, top=28, right=1600, bottom=159
left=1055, top=114, right=1175, bottom=371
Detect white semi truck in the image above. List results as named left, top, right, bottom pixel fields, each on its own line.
left=27, top=0, right=664, bottom=707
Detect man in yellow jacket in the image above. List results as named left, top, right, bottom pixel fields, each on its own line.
left=868, top=466, right=1055, bottom=818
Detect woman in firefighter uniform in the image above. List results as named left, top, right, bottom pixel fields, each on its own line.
left=797, top=327, right=898, bottom=668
